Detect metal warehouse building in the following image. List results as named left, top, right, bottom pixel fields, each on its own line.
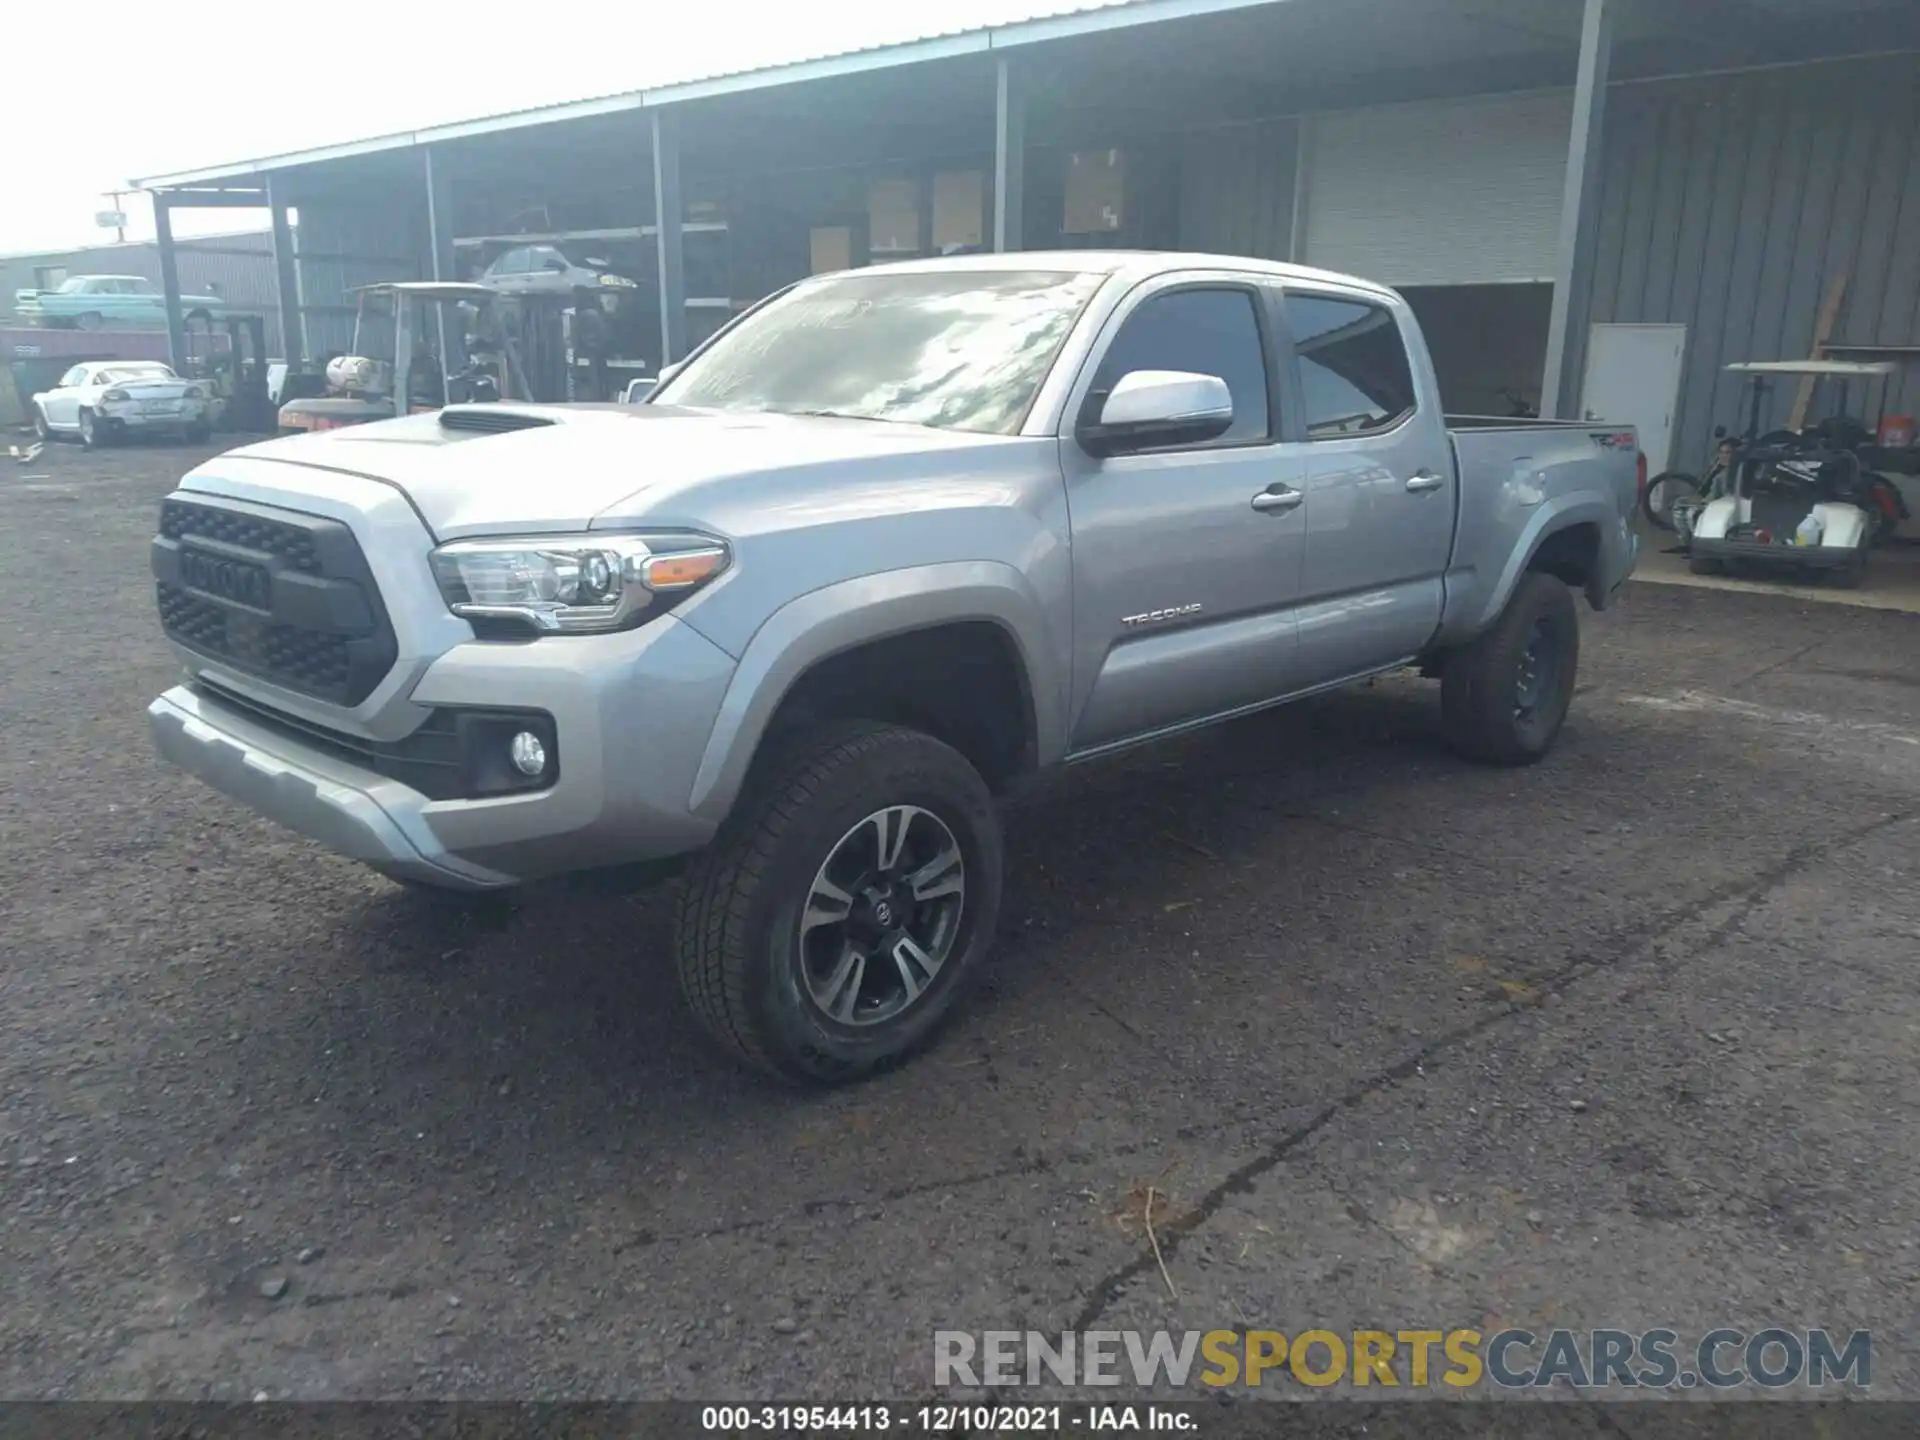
left=131, top=0, right=1920, bottom=475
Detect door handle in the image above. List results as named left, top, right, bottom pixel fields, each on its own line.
left=1251, top=484, right=1304, bottom=514
left=1405, top=471, right=1446, bottom=493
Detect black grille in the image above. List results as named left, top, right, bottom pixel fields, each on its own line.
left=160, top=499, right=321, bottom=573
left=152, top=496, right=397, bottom=706
left=158, top=584, right=352, bottom=695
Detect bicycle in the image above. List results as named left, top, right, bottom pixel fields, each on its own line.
left=1642, top=433, right=1740, bottom=533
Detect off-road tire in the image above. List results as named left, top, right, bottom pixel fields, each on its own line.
left=674, top=720, right=1003, bottom=1086
left=1440, top=571, right=1580, bottom=766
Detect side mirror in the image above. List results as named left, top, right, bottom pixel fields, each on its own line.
left=1078, top=370, right=1234, bottom=457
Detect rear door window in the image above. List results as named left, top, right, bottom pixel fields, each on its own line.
left=1284, top=294, right=1417, bottom=439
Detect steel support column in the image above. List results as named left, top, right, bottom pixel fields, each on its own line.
left=153, top=195, right=187, bottom=371
left=652, top=109, right=687, bottom=367
left=1539, top=0, right=1611, bottom=420
left=993, top=58, right=1026, bottom=253
left=266, top=174, right=303, bottom=367
left=424, top=146, right=457, bottom=381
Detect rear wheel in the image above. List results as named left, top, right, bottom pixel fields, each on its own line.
left=1830, top=547, right=1869, bottom=590
left=674, top=721, right=1003, bottom=1086
left=1440, top=572, right=1580, bottom=766
left=1641, top=470, right=1703, bottom=532
left=78, top=408, right=107, bottom=450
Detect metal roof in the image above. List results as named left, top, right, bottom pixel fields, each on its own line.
left=130, top=0, right=1282, bottom=191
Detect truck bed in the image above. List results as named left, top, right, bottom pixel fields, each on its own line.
left=1436, top=414, right=1642, bottom=643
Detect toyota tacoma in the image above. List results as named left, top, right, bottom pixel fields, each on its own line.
left=147, top=252, right=1641, bottom=1084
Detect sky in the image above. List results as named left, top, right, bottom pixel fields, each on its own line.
left=3, top=0, right=1116, bottom=257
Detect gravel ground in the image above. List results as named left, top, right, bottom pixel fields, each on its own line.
left=2, top=436, right=1917, bottom=1403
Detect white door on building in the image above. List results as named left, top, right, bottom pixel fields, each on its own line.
left=1581, top=324, right=1688, bottom=474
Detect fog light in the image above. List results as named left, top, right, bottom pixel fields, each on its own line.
left=508, top=730, right=547, bottom=777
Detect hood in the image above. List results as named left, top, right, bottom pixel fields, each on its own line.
left=192, top=404, right=1032, bottom=539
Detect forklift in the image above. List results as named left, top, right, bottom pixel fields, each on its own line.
left=277, top=282, right=534, bottom=435
left=182, top=312, right=278, bottom=432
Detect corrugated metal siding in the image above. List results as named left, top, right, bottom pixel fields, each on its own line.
left=1175, top=118, right=1297, bottom=259
left=294, top=201, right=425, bottom=359
left=0, top=236, right=284, bottom=354
left=1583, top=55, right=1920, bottom=473
left=1299, top=90, right=1573, bottom=285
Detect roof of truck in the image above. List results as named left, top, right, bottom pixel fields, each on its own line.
left=848, top=250, right=1401, bottom=297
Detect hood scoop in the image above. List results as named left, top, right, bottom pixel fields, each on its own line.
left=437, top=406, right=556, bottom=435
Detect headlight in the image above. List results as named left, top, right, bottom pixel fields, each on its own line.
left=184, top=386, right=205, bottom=400
left=428, top=533, right=729, bottom=634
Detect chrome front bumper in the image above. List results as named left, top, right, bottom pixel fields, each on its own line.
left=148, top=684, right=514, bottom=889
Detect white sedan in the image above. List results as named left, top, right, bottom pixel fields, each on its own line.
left=32, top=361, right=212, bottom=449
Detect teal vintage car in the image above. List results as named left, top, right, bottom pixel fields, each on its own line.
left=13, top=274, right=223, bottom=330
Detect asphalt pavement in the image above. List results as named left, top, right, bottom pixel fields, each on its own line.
left=3, top=437, right=1917, bottom=1403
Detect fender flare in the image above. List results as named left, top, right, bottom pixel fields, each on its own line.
left=1471, top=491, right=1622, bottom=632
left=685, top=562, right=1064, bottom=822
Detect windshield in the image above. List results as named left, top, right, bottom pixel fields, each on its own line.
left=654, top=269, right=1108, bottom=435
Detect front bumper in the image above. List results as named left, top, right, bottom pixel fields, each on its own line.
left=149, top=684, right=509, bottom=889
left=1689, top=537, right=1861, bottom=571
left=149, top=613, right=739, bottom=890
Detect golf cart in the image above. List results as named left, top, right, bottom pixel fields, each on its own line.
left=1681, top=360, right=1904, bottom=588
left=277, top=281, right=532, bottom=435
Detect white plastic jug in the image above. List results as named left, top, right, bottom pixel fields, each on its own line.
left=1795, top=513, right=1825, bottom=548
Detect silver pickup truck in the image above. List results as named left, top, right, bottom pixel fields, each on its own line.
left=147, top=252, right=1640, bottom=1084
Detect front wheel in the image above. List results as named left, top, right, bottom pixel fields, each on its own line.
left=1440, top=572, right=1580, bottom=766
left=32, top=406, right=50, bottom=442
left=674, top=721, right=1003, bottom=1086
